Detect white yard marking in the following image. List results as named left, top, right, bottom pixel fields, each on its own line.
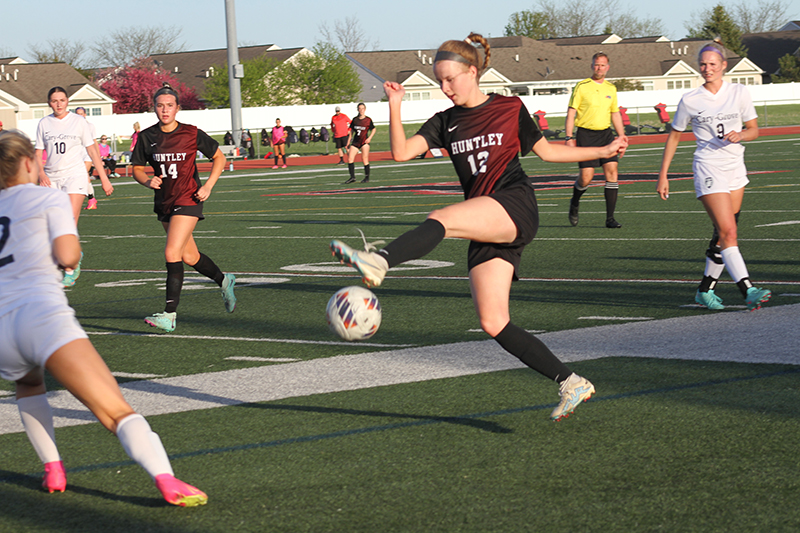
left=1, top=304, right=797, bottom=435
left=112, top=372, right=167, bottom=379
left=225, top=356, right=302, bottom=362
left=85, top=331, right=415, bottom=347
left=755, top=221, right=800, bottom=227
left=578, top=316, right=654, bottom=321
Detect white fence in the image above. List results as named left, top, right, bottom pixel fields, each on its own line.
left=15, top=82, right=800, bottom=144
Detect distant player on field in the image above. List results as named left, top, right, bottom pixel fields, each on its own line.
left=344, top=103, right=376, bottom=184
left=331, top=33, right=627, bottom=421
left=35, top=87, right=114, bottom=286
left=131, top=83, right=237, bottom=332
left=657, top=42, right=771, bottom=311
left=0, top=129, right=207, bottom=506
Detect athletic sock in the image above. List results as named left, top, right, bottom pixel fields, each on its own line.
left=115, top=414, right=173, bottom=480
left=493, top=322, right=571, bottom=383
left=378, top=218, right=446, bottom=268
left=720, top=246, right=753, bottom=297
left=348, top=163, right=356, bottom=180
left=571, top=182, right=588, bottom=205
left=274, top=156, right=279, bottom=166
left=191, top=253, right=224, bottom=286
left=17, top=394, right=60, bottom=464
left=165, top=261, right=183, bottom=313
left=604, top=182, right=619, bottom=219
left=364, top=164, right=370, bottom=179
left=698, top=258, right=725, bottom=291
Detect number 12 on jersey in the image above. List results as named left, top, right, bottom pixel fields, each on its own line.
left=467, top=151, right=488, bottom=176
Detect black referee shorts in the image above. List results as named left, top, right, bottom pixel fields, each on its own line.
left=576, top=127, right=619, bottom=168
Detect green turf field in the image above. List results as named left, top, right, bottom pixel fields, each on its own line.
left=1, top=134, right=799, bottom=532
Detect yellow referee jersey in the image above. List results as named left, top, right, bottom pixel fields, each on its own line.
left=568, top=78, right=619, bottom=131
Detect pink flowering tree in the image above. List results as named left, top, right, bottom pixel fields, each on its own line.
left=96, top=58, right=203, bottom=113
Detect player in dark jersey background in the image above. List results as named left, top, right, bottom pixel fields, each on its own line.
left=344, top=103, right=376, bottom=184
left=332, top=33, right=626, bottom=421
left=131, top=83, right=237, bottom=333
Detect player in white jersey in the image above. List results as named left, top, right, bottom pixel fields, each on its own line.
left=0, top=130, right=207, bottom=507
left=35, top=87, right=114, bottom=286
left=74, top=107, right=99, bottom=210
left=657, top=43, right=771, bottom=311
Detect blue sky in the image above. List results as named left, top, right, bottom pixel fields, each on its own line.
left=1, top=0, right=785, bottom=60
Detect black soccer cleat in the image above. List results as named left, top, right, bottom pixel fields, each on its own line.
left=568, top=202, right=579, bottom=226
left=605, top=218, right=622, bottom=229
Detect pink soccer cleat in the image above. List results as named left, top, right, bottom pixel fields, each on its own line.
left=42, top=460, right=67, bottom=493
left=155, top=474, right=208, bottom=507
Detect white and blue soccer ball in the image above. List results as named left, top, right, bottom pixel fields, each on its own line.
left=326, top=286, right=382, bottom=341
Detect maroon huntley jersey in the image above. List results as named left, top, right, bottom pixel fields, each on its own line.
left=131, top=122, right=219, bottom=215
left=416, top=94, right=542, bottom=199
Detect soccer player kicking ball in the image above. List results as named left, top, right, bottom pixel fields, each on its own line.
left=332, top=33, right=627, bottom=421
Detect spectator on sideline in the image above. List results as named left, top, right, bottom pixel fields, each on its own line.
left=98, top=135, right=119, bottom=178
left=331, top=106, right=351, bottom=165
left=270, top=119, right=288, bottom=168
left=564, top=52, right=628, bottom=228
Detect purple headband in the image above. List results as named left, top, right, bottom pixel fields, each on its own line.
left=434, top=51, right=472, bottom=66
left=698, top=45, right=725, bottom=61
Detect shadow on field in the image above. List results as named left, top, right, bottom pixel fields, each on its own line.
left=238, top=402, right=513, bottom=434
left=0, top=469, right=199, bottom=531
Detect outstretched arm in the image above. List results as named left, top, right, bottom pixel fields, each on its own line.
left=383, top=81, right=429, bottom=161
left=531, top=136, right=626, bottom=163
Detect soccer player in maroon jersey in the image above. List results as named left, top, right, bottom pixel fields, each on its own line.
left=331, top=33, right=626, bottom=421
left=344, top=103, right=376, bottom=184
left=131, top=83, right=237, bottom=332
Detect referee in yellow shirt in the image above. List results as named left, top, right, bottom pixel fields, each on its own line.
left=564, top=52, right=628, bottom=228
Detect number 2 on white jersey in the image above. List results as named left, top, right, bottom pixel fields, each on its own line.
left=160, top=163, right=178, bottom=180
left=467, top=151, right=489, bottom=176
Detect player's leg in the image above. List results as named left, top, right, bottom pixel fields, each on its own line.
left=601, top=161, right=621, bottom=228
left=331, top=196, right=514, bottom=288
left=45, top=339, right=207, bottom=506
left=569, top=167, right=594, bottom=226
left=60, top=192, right=87, bottom=287
left=345, top=145, right=358, bottom=183
left=700, top=189, right=770, bottom=309
left=181, top=229, right=237, bottom=313
left=84, top=161, right=97, bottom=210
left=360, top=144, right=371, bottom=182
left=695, top=224, right=726, bottom=310
left=279, top=144, right=287, bottom=168
left=469, top=258, right=594, bottom=420
left=15, top=368, right=65, bottom=492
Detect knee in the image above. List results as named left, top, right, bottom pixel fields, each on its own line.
left=480, top=316, right=508, bottom=338
left=718, top=226, right=738, bottom=247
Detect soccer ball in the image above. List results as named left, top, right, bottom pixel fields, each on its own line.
left=326, top=286, right=382, bottom=341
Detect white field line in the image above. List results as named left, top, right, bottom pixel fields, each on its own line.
left=86, top=331, right=416, bottom=348
left=1, top=303, right=797, bottom=435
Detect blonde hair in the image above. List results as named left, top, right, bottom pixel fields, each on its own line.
left=0, top=130, right=35, bottom=190
left=698, top=42, right=726, bottom=64
left=436, top=32, right=491, bottom=73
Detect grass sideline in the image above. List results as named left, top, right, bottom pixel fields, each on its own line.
left=0, top=134, right=798, bottom=531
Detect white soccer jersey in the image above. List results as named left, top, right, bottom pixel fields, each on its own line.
left=0, top=184, right=77, bottom=315
left=671, top=82, right=757, bottom=171
left=35, top=112, right=95, bottom=179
